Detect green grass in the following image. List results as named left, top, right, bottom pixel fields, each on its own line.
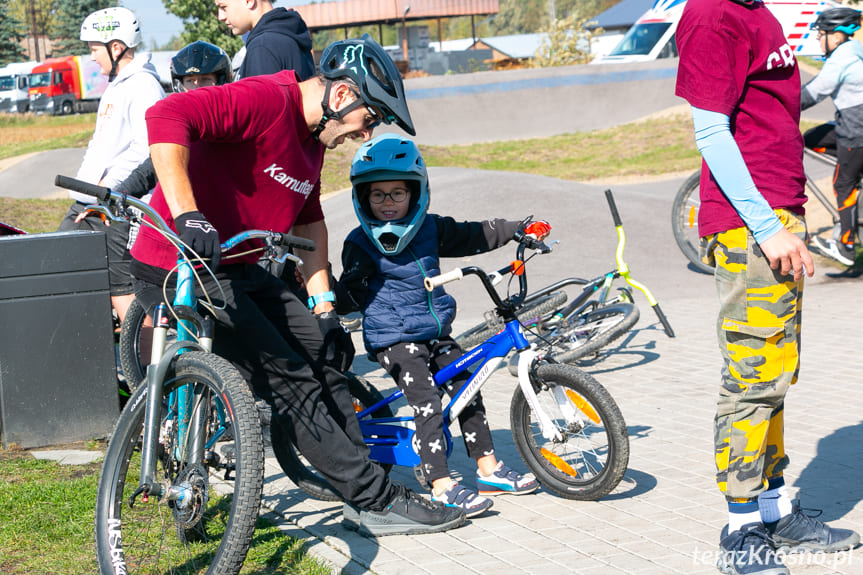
left=0, top=113, right=97, bottom=161
left=0, top=447, right=332, bottom=575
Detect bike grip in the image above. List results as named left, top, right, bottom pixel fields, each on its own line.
left=55, top=175, right=111, bottom=202
left=280, top=234, right=316, bottom=252
left=604, top=189, right=622, bottom=227
left=652, top=303, right=675, bottom=338
left=424, top=268, right=463, bottom=291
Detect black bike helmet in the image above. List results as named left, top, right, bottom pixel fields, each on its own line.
left=316, top=33, right=415, bottom=137
left=811, top=7, right=862, bottom=35
left=170, top=41, right=232, bottom=92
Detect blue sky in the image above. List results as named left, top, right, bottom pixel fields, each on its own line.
left=120, top=1, right=321, bottom=49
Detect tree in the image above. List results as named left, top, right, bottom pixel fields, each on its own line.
left=50, top=0, right=118, bottom=56
left=532, top=14, right=602, bottom=68
left=0, top=2, right=28, bottom=66
left=163, top=0, right=242, bottom=57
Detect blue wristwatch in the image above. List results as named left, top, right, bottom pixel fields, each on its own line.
left=307, top=290, right=336, bottom=310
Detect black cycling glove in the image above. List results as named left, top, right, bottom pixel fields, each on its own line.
left=315, top=311, right=355, bottom=372
left=175, top=210, right=221, bottom=271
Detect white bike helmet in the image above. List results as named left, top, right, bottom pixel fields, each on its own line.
left=351, top=134, right=428, bottom=255
left=80, top=7, right=142, bottom=81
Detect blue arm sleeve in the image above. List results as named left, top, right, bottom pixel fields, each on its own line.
left=691, top=106, right=784, bottom=244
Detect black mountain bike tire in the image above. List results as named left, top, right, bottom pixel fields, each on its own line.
left=455, top=291, right=568, bottom=350
left=119, top=297, right=175, bottom=391
left=510, top=362, right=629, bottom=500
left=671, top=171, right=715, bottom=275
left=534, top=302, right=639, bottom=365
left=95, top=351, right=264, bottom=575
left=271, top=372, right=394, bottom=502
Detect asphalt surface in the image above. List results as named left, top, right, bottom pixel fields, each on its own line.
left=6, top=60, right=859, bottom=574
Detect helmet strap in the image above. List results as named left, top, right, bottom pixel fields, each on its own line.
left=312, top=80, right=365, bottom=140
left=107, top=42, right=129, bottom=83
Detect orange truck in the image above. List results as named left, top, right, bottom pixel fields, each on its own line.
left=28, top=55, right=108, bottom=115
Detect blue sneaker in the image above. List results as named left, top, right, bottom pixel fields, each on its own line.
left=476, top=461, right=538, bottom=496
left=718, top=523, right=788, bottom=575
left=432, top=483, right=493, bottom=518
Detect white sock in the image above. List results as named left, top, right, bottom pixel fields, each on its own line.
left=729, top=508, right=762, bottom=533
left=759, top=484, right=793, bottom=523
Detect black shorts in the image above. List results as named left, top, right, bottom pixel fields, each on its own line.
left=57, top=202, right=133, bottom=296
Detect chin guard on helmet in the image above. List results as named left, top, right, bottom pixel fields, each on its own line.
left=350, top=134, right=428, bottom=255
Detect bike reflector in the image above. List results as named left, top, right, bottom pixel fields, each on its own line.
left=511, top=260, right=525, bottom=276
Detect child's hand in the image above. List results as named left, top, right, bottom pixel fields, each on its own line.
left=524, top=220, right=551, bottom=241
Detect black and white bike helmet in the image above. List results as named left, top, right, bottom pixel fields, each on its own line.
left=170, top=41, right=232, bottom=93
left=80, top=7, right=142, bottom=81
left=316, top=34, right=415, bottom=137
left=811, top=7, right=862, bottom=35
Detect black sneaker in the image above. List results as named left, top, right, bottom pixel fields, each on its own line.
left=342, top=483, right=465, bottom=537
left=717, top=523, right=788, bottom=575
left=766, top=505, right=860, bottom=553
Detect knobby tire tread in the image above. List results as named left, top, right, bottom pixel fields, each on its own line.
left=510, top=363, right=629, bottom=500
left=95, top=351, right=263, bottom=575
left=671, top=171, right=715, bottom=275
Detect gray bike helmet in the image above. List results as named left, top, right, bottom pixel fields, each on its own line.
left=171, top=41, right=232, bottom=92
left=351, top=134, right=428, bottom=255
left=812, top=7, right=862, bottom=35
left=316, top=34, right=415, bottom=138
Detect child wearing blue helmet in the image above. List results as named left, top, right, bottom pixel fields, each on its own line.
left=335, top=133, right=550, bottom=518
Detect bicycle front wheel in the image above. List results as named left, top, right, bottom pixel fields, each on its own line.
left=271, top=372, right=394, bottom=502
left=510, top=363, right=629, bottom=500
left=536, top=302, right=639, bottom=364
left=671, top=171, right=714, bottom=274
left=95, top=351, right=263, bottom=575
left=455, top=291, right=567, bottom=350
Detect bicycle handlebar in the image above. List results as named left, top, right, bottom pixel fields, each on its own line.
left=54, top=175, right=318, bottom=255
left=604, top=189, right=622, bottom=228
left=424, top=268, right=464, bottom=290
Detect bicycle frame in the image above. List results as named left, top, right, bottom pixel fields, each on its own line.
left=353, top=240, right=567, bottom=468
left=513, top=190, right=674, bottom=338
left=52, top=174, right=308, bottom=501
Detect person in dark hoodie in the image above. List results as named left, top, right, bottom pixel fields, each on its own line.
left=216, top=0, right=315, bottom=81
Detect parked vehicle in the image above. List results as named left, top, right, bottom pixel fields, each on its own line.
left=0, top=61, right=38, bottom=113
left=592, top=0, right=839, bottom=64
left=28, top=55, right=108, bottom=115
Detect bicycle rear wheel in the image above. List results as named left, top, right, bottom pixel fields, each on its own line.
left=535, top=302, right=639, bottom=364
left=119, top=297, right=179, bottom=391
left=455, top=291, right=567, bottom=350
left=510, top=363, right=629, bottom=500
left=271, top=372, right=394, bottom=501
left=671, top=171, right=715, bottom=275
left=95, top=351, right=263, bottom=575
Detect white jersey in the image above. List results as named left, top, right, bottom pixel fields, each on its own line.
left=73, top=52, right=165, bottom=203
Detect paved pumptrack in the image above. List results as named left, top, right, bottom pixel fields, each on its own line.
left=3, top=60, right=860, bottom=574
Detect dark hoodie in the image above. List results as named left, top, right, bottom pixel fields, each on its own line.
left=239, top=8, right=315, bottom=80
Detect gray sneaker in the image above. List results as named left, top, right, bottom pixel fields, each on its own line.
left=766, top=504, right=860, bottom=554
left=342, top=483, right=465, bottom=537
left=810, top=236, right=856, bottom=266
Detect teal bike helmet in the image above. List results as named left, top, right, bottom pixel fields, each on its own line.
left=351, top=134, right=428, bottom=255
left=316, top=34, right=415, bottom=138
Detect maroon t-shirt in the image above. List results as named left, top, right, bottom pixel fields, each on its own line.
left=131, top=70, right=325, bottom=271
left=675, top=0, right=806, bottom=237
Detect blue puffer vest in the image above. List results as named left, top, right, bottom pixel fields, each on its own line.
left=347, top=217, right=457, bottom=352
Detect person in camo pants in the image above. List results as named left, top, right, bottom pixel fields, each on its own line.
left=676, top=0, right=860, bottom=573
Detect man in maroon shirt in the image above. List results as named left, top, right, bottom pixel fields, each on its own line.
left=130, top=35, right=466, bottom=537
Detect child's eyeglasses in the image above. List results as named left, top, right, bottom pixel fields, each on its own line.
left=364, top=106, right=382, bottom=129
left=368, top=189, right=409, bottom=204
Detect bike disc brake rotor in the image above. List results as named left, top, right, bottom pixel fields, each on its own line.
left=172, top=466, right=209, bottom=529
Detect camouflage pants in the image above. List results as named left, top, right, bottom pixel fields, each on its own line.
left=703, top=209, right=806, bottom=501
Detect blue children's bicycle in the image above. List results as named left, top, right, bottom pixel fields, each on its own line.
left=55, top=175, right=313, bottom=575
left=278, top=228, right=630, bottom=501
